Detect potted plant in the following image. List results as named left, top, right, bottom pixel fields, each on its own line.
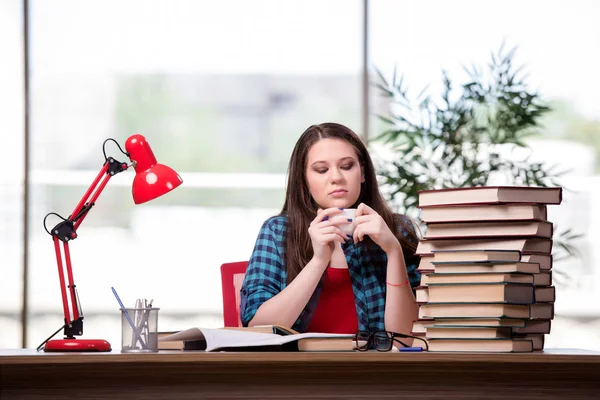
left=373, top=45, right=580, bottom=282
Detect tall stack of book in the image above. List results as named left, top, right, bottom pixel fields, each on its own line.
left=411, top=186, right=562, bottom=352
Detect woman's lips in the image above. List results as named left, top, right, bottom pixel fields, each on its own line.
left=330, top=190, right=347, bottom=198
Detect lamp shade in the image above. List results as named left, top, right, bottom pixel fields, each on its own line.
left=125, top=134, right=183, bottom=204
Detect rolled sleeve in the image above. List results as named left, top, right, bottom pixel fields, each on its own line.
left=240, top=217, right=286, bottom=327
left=406, top=261, right=421, bottom=290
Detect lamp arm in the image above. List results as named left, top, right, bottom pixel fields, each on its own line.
left=71, top=158, right=129, bottom=231
left=44, top=157, right=130, bottom=340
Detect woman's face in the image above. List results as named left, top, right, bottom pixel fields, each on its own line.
left=305, top=138, right=364, bottom=210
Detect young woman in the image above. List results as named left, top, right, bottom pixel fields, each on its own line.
left=239, top=122, right=420, bottom=336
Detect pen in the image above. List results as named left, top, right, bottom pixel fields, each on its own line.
left=399, top=347, right=423, bottom=352
left=134, top=299, right=142, bottom=328
left=138, top=299, right=155, bottom=347
left=111, top=287, right=147, bottom=349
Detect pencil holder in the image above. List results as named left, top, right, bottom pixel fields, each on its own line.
left=120, top=307, right=160, bottom=353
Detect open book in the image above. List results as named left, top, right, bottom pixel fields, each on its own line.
left=158, top=327, right=355, bottom=352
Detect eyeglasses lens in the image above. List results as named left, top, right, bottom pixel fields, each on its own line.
left=355, top=331, right=370, bottom=351
left=373, top=331, right=393, bottom=351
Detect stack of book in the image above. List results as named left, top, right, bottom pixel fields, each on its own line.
left=411, top=186, right=562, bottom=352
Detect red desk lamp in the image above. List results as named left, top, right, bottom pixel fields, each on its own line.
left=37, top=134, right=182, bottom=352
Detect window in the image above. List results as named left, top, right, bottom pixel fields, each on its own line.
left=0, top=0, right=24, bottom=348
left=370, top=0, right=600, bottom=349
left=27, top=0, right=361, bottom=348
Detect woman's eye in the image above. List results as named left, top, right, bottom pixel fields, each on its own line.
left=341, top=164, right=353, bottom=170
left=315, top=169, right=327, bottom=174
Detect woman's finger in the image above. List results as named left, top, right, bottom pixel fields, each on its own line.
left=354, top=214, right=374, bottom=224
left=356, top=203, right=376, bottom=217
left=311, top=207, right=343, bottom=226
left=321, top=233, right=347, bottom=244
left=318, top=225, right=345, bottom=236
left=317, top=215, right=353, bottom=229
left=353, top=224, right=366, bottom=243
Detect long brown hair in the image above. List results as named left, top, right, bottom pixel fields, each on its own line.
left=281, top=122, right=419, bottom=284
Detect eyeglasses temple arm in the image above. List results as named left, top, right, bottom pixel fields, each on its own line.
left=392, top=333, right=429, bottom=351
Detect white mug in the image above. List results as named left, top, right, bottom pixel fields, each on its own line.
left=339, top=208, right=357, bottom=236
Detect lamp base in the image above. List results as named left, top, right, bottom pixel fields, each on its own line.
left=43, top=338, right=112, bottom=352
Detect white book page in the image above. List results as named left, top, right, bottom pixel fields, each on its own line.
left=158, top=327, right=279, bottom=344
left=209, top=332, right=354, bottom=352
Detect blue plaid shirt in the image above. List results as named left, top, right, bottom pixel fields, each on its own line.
left=240, top=215, right=420, bottom=333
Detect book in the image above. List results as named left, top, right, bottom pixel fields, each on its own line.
left=412, top=319, right=436, bottom=335
left=422, top=271, right=549, bottom=287
left=415, top=286, right=429, bottom=303
left=432, top=261, right=541, bottom=274
left=223, top=325, right=299, bottom=335
left=427, top=338, right=533, bottom=352
left=156, top=331, right=183, bottom=350
left=294, top=337, right=355, bottom=352
left=432, top=249, right=522, bottom=263
left=535, top=286, right=556, bottom=302
left=416, top=238, right=553, bottom=255
left=424, top=272, right=535, bottom=285
left=424, top=220, right=553, bottom=239
left=513, top=334, right=545, bottom=350
left=156, top=325, right=298, bottom=350
left=432, top=318, right=527, bottom=328
left=520, top=253, right=552, bottom=271
left=417, top=256, right=435, bottom=272
left=418, top=303, right=554, bottom=320
left=419, top=203, right=547, bottom=223
left=427, top=283, right=535, bottom=304
left=426, top=326, right=512, bottom=339
left=158, top=327, right=355, bottom=352
left=418, top=186, right=562, bottom=208
left=533, top=272, right=552, bottom=286
left=513, top=320, right=551, bottom=334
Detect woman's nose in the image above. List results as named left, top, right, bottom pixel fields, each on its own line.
left=329, top=168, right=344, bottom=183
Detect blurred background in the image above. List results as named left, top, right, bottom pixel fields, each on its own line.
left=1, top=0, right=599, bottom=350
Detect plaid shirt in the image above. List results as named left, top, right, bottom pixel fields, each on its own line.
left=240, top=215, right=421, bottom=333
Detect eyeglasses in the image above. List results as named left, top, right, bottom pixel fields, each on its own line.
left=354, top=331, right=429, bottom=352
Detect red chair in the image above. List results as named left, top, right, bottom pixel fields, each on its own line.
left=220, top=261, right=248, bottom=327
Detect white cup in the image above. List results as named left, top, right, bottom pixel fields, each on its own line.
left=339, top=208, right=357, bottom=236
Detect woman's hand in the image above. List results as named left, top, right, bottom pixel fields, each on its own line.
left=308, top=208, right=350, bottom=264
left=353, top=203, right=402, bottom=255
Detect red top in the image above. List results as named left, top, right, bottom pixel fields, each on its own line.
left=306, top=267, right=358, bottom=334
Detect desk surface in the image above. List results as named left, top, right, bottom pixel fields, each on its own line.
left=1, top=347, right=600, bottom=365
left=3, top=349, right=600, bottom=399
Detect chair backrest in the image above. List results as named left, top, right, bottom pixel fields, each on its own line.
left=220, top=261, right=249, bottom=327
